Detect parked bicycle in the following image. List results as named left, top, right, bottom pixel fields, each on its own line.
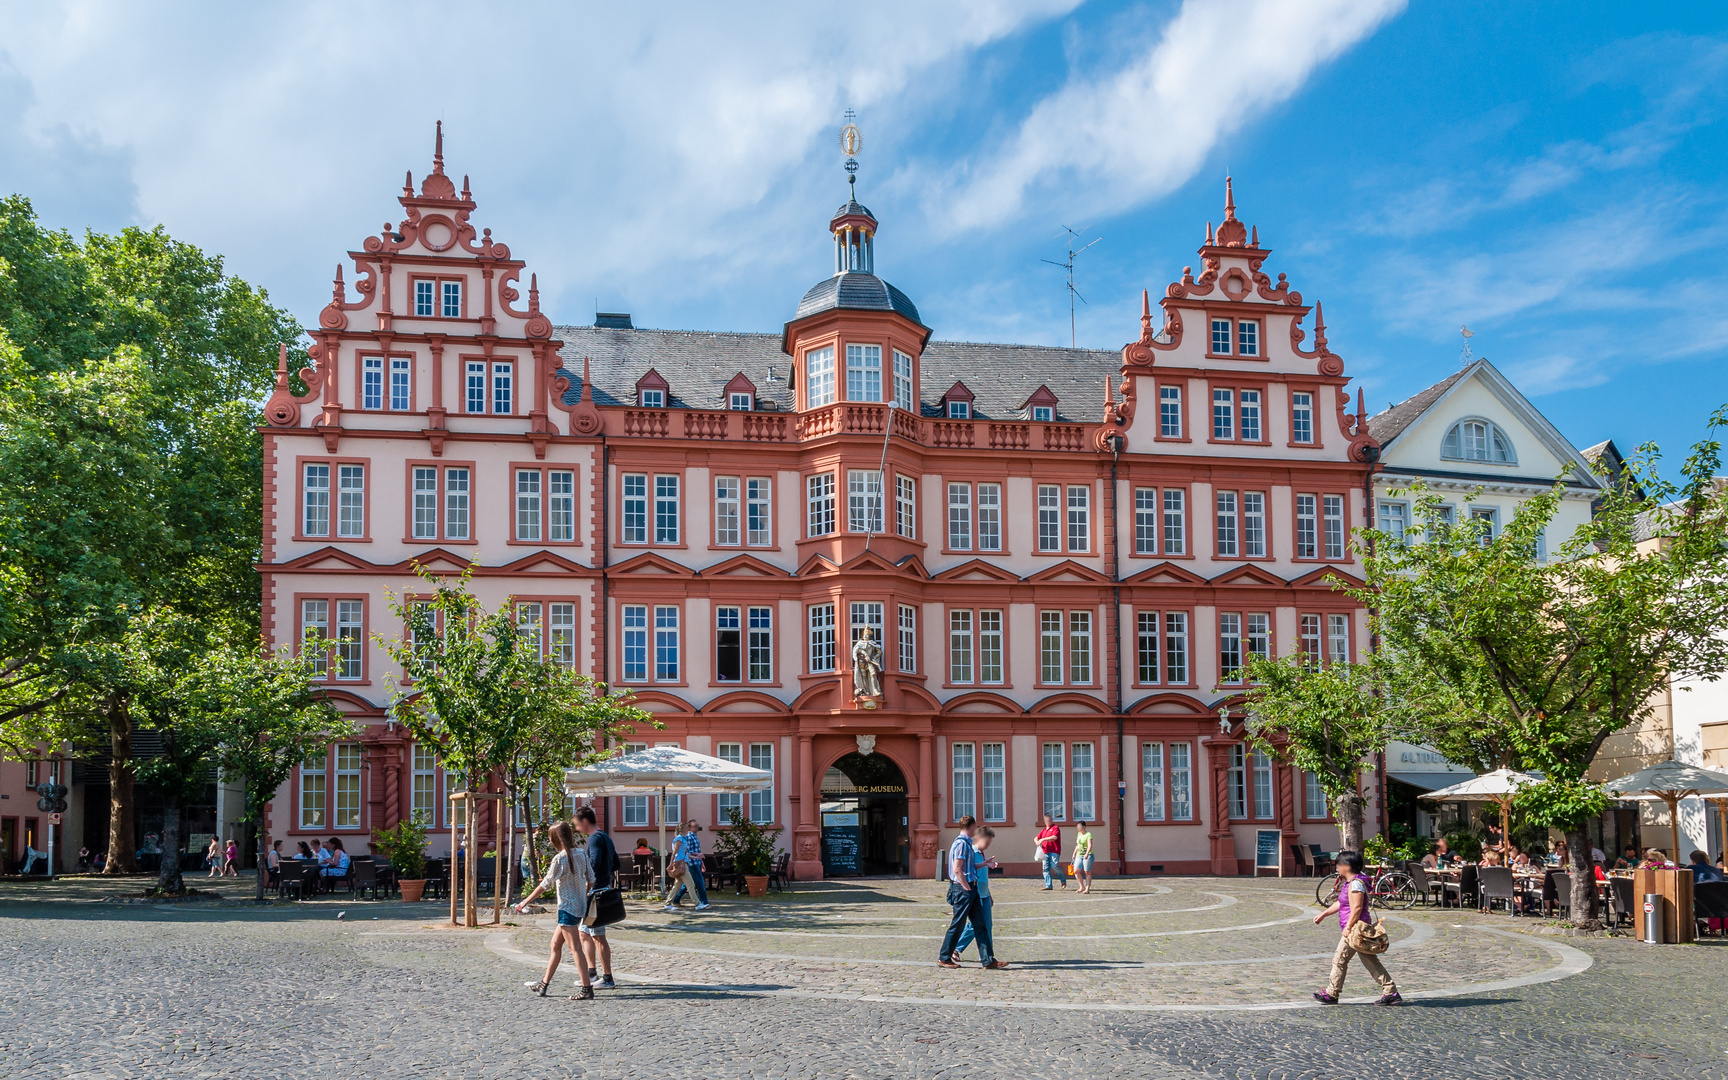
left=1315, top=864, right=1417, bottom=909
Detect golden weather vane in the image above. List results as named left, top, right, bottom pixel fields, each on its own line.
left=841, top=109, right=862, bottom=196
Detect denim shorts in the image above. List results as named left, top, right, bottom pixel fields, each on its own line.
left=1075, top=855, right=1094, bottom=871
left=557, top=910, right=581, bottom=927
left=578, top=922, right=606, bottom=937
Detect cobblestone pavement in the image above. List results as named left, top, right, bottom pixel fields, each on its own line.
left=2, top=874, right=1724, bottom=1079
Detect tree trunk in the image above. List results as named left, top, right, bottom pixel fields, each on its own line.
left=104, top=695, right=138, bottom=873
left=1566, top=825, right=1601, bottom=929
left=156, top=794, right=184, bottom=894
left=1337, top=791, right=1367, bottom=856
left=253, top=791, right=268, bottom=902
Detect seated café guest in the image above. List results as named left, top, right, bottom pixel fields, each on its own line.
left=1422, top=838, right=1451, bottom=869
left=1593, top=862, right=1608, bottom=882
left=267, top=840, right=283, bottom=872
left=1640, top=849, right=1671, bottom=869
left=1510, top=850, right=1533, bottom=871
left=1485, top=822, right=1505, bottom=850
left=296, top=841, right=314, bottom=860
left=1550, top=840, right=1569, bottom=867
left=311, top=838, right=330, bottom=866
left=1614, top=844, right=1640, bottom=870
left=634, top=839, right=652, bottom=856
left=1480, top=850, right=1503, bottom=867
left=321, top=838, right=351, bottom=880
left=1688, top=850, right=1724, bottom=883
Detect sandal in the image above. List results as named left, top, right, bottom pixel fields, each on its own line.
left=525, top=980, right=549, bottom=996
left=572, top=985, right=595, bottom=1000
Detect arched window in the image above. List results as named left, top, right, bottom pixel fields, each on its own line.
left=1441, top=418, right=1516, bottom=464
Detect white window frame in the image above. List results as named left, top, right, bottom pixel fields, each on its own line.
left=807, top=473, right=836, bottom=537
left=808, top=604, right=836, bottom=673
left=847, top=469, right=884, bottom=534
left=715, top=477, right=740, bottom=547
left=806, top=346, right=836, bottom=408
left=947, top=482, right=971, bottom=550
left=951, top=742, right=976, bottom=822
left=622, top=474, right=648, bottom=544
left=1292, top=391, right=1314, bottom=444
left=892, top=349, right=915, bottom=411
left=845, top=343, right=882, bottom=402
left=897, top=604, right=917, bottom=673
left=1041, top=742, right=1066, bottom=821
left=895, top=475, right=916, bottom=539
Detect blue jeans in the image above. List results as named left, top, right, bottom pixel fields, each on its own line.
left=954, top=896, right=992, bottom=955
left=1041, top=852, right=1065, bottom=888
left=670, top=862, right=708, bottom=906
left=939, top=885, right=994, bottom=966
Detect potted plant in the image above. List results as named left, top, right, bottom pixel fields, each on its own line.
left=372, top=813, right=431, bottom=902
left=715, top=808, right=783, bottom=898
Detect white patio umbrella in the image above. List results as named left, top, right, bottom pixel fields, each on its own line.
left=1601, top=759, right=1728, bottom=865
left=1419, top=767, right=1543, bottom=851
left=564, top=746, right=773, bottom=896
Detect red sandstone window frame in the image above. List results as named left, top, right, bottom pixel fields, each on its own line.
left=941, top=605, right=1011, bottom=690
left=1215, top=610, right=1273, bottom=686
left=1226, top=742, right=1281, bottom=823
left=353, top=351, right=418, bottom=414
left=402, top=459, right=477, bottom=544
left=947, top=737, right=1014, bottom=827
left=1205, top=380, right=1273, bottom=446
left=290, top=740, right=371, bottom=836
left=1286, top=383, right=1324, bottom=448
left=1204, top=313, right=1268, bottom=362
left=616, top=470, right=687, bottom=549
left=1129, top=483, right=1194, bottom=560
left=1130, top=607, right=1196, bottom=689
left=1031, top=480, right=1097, bottom=557
left=1213, top=488, right=1274, bottom=561
left=508, top=462, right=583, bottom=547
left=510, top=596, right=582, bottom=668
left=614, top=598, right=687, bottom=687
left=1299, top=768, right=1338, bottom=823
left=408, top=274, right=469, bottom=320
left=709, top=474, right=777, bottom=551
left=458, top=353, right=517, bottom=416
left=294, top=592, right=370, bottom=685
left=1289, top=489, right=1351, bottom=563
left=1154, top=379, right=1190, bottom=443
left=709, top=603, right=780, bottom=688
left=1034, top=607, right=1099, bottom=689
left=1136, top=737, right=1199, bottom=825
left=294, top=456, right=373, bottom=544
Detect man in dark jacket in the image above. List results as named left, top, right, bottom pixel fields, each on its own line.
left=575, top=807, right=619, bottom=989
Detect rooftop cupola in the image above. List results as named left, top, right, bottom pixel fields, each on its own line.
left=832, top=199, right=877, bottom=275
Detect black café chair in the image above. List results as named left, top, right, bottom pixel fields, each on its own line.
left=350, top=858, right=383, bottom=900
left=281, top=861, right=317, bottom=900
left=1455, top=863, right=1479, bottom=908
left=1694, top=880, right=1728, bottom=937
left=1608, top=876, right=1635, bottom=927
left=1478, top=866, right=1519, bottom=915
left=1544, top=871, right=1573, bottom=919
left=1309, top=845, right=1335, bottom=876
left=1290, top=845, right=1316, bottom=878
left=768, top=852, right=790, bottom=892
left=1406, top=863, right=1445, bottom=907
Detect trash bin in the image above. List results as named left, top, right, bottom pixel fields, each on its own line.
left=1643, top=893, right=1662, bottom=944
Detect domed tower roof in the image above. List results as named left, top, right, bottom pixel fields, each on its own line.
left=790, top=197, right=922, bottom=326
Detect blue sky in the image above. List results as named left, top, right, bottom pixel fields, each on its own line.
left=2, top=1, right=1724, bottom=467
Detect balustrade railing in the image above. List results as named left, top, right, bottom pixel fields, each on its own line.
left=611, top=403, right=1089, bottom=451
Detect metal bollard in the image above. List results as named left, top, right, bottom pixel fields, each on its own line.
left=1643, top=893, right=1662, bottom=944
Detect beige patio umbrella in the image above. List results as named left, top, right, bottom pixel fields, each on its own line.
left=1601, top=759, right=1728, bottom=864
left=1419, top=767, right=1543, bottom=852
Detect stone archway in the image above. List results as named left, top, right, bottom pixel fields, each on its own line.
left=821, top=752, right=910, bottom=876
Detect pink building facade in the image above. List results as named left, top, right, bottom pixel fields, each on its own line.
left=261, top=132, right=1380, bottom=880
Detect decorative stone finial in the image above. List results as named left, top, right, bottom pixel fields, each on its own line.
left=433, top=120, right=445, bottom=175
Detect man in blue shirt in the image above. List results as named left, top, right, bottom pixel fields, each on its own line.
left=664, top=820, right=711, bottom=911
left=937, top=817, right=1006, bottom=969
left=953, top=827, right=999, bottom=959
left=575, top=808, right=618, bottom=990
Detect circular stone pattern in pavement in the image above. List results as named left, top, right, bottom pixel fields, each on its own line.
left=495, top=876, right=1589, bottom=1012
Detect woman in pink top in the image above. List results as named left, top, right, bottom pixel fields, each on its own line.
left=223, top=839, right=239, bottom=877
left=1312, top=850, right=1400, bottom=1006
left=1035, top=814, right=1065, bottom=890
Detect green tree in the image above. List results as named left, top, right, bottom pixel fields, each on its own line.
left=0, top=197, right=301, bottom=870
left=1360, top=413, right=1728, bottom=926
left=1239, top=654, right=1395, bottom=854
left=378, top=564, right=652, bottom=920
left=199, top=640, right=350, bottom=901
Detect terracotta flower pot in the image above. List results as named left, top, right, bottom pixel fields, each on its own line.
left=398, top=878, right=428, bottom=903
left=745, top=874, right=769, bottom=898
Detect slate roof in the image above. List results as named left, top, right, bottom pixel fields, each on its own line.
left=794, top=272, right=922, bottom=324
left=1365, top=367, right=1468, bottom=446
left=552, top=325, right=1121, bottom=421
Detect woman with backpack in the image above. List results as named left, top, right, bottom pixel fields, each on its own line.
left=515, top=821, right=596, bottom=1000
left=1312, top=850, right=1401, bottom=1006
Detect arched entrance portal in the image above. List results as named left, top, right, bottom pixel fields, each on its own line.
left=820, top=752, right=909, bottom=876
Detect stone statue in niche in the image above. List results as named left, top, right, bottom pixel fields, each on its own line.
left=851, top=627, right=883, bottom=705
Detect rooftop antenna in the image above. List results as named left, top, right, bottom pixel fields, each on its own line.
left=840, top=109, right=862, bottom=199
left=1460, top=325, right=1475, bottom=367
left=1043, top=225, right=1101, bottom=348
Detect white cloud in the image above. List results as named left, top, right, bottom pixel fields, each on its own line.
left=933, top=0, right=1406, bottom=231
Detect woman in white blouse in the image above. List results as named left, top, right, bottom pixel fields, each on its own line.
left=515, top=821, right=595, bottom=999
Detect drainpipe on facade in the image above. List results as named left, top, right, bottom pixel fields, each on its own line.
left=599, top=437, right=612, bottom=837
left=1362, top=447, right=1387, bottom=841
left=1107, top=434, right=1127, bottom=876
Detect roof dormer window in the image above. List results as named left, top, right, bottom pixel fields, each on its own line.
left=1032, top=405, right=1054, bottom=422
left=640, top=388, right=664, bottom=408
left=948, top=400, right=970, bottom=420
left=635, top=368, right=670, bottom=410
left=729, top=392, right=752, bottom=411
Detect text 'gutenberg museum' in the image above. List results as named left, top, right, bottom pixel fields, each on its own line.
left=260, top=129, right=1381, bottom=881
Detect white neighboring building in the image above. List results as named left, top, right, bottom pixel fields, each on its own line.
left=1364, top=359, right=1607, bottom=841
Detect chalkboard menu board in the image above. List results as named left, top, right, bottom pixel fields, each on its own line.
left=1255, top=829, right=1283, bottom=877
left=822, top=812, right=861, bottom=876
